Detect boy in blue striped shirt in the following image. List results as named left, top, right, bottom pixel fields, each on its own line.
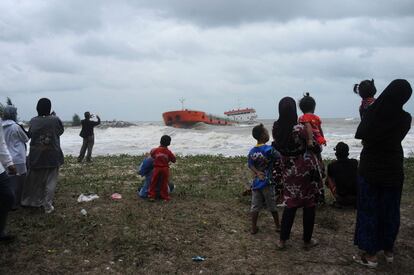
left=248, top=124, right=280, bottom=234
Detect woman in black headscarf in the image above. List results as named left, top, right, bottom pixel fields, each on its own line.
left=21, top=98, right=64, bottom=214
left=353, top=79, right=412, bottom=268
left=272, top=97, right=323, bottom=250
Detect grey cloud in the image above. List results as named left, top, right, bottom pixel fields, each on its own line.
left=0, top=6, right=33, bottom=43
left=0, top=73, right=86, bottom=95
left=0, top=0, right=104, bottom=43
left=73, top=37, right=144, bottom=60
left=133, top=0, right=414, bottom=26
left=34, top=0, right=104, bottom=34
left=1, top=0, right=413, bottom=121
left=30, top=56, right=82, bottom=74
left=0, top=21, right=31, bottom=43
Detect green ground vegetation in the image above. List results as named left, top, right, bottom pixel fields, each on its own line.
left=1, top=156, right=414, bottom=274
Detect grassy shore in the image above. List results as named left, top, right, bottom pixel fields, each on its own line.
left=1, top=156, right=414, bottom=274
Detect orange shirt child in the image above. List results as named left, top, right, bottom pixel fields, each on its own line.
left=298, top=113, right=326, bottom=146
left=151, top=146, right=176, bottom=168
left=148, top=135, right=176, bottom=201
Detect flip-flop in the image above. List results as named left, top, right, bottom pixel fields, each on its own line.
left=303, top=239, right=319, bottom=250
left=384, top=252, right=394, bottom=264
left=352, top=255, right=378, bottom=269
left=276, top=241, right=286, bottom=250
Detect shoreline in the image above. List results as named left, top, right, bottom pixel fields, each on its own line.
left=63, top=154, right=414, bottom=160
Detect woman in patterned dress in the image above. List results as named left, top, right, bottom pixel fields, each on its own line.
left=271, top=97, right=323, bottom=250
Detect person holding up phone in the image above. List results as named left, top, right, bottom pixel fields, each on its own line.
left=78, top=111, right=101, bottom=163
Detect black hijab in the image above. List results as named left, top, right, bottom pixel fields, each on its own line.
left=355, top=79, right=412, bottom=142
left=36, top=98, right=52, bottom=116
left=272, top=97, right=298, bottom=150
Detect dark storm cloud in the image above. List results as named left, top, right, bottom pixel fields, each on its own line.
left=0, top=0, right=104, bottom=43
left=0, top=0, right=413, bottom=120
left=134, top=0, right=414, bottom=26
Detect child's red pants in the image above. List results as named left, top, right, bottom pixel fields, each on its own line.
left=148, top=167, right=170, bottom=200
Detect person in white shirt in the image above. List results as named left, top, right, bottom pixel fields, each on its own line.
left=0, top=119, right=16, bottom=243
left=2, top=105, right=29, bottom=208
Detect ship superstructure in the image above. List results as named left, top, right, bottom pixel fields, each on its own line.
left=224, top=108, right=258, bottom=124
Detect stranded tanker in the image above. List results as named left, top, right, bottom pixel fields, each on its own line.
left=162, top=107, right=257, bottom=128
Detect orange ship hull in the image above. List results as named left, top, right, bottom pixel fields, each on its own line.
left=163, top=110, right=235, bottom=128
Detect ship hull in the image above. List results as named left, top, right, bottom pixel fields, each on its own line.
left=163, top=110, right=235, bottom=128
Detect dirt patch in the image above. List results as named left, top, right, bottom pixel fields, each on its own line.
left=1, top=156, right=413, bottom=274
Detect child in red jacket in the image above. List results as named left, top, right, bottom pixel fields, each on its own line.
left=148, top=135, right=176, bottom=201
left=298, top=93, right=326, bottom=148
left=298, top=93, right=326, bottom=204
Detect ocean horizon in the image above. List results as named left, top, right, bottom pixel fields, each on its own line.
left=58, top=118, right=414, bottom=159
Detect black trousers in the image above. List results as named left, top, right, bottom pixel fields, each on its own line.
left=9, top=175, right=25, bottom=208
left=280, top=206, right=315, bottom=243
left=78, top=135, right=95, bottom=162
left=0, top=172, right=15, bottom=235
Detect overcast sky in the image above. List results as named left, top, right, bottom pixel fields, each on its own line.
left=1, top=0, right=413, bottom=121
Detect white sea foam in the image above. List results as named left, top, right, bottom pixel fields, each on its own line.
left=60, top=119, right=414, bottom=159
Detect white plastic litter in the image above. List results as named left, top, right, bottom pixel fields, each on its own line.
left=77, top=194, right=100, bottom=202
left=80, top=209, right=88, bottom=216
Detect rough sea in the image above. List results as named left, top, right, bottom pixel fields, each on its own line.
left=60, top=118, right=414, bottom=159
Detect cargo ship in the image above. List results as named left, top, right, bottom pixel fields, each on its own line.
left=224, top=108, right=258, bottom=124
left=162, top=110, right=235, bottom=128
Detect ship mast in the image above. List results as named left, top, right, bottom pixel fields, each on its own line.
left=179, top=98, right=186, bottom=110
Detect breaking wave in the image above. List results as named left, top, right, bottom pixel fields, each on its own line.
left=60, top=121, right=414, bottom=159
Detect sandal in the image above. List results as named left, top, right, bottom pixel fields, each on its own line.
left=303, top=239, right=319, bottom=250
left=352, top=254, right=378, bottom=269
left=384, top=252, right=394, bottom=264
left=277, top=240, right=286, bottom=250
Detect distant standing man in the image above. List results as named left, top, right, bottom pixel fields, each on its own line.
left=78, top=112, right=100, bottom=163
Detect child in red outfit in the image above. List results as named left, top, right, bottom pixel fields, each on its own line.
left=298, top=93, right=326, bottom=204
left=298, top=93, right=326, bottom=147
left=148, top=135, right=176, bottom=201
